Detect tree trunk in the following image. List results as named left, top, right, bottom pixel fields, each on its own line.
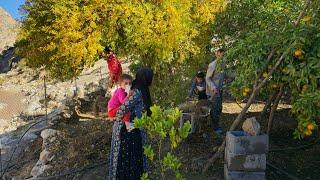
left=260, top=90, right=278, bottom=119
left=267, top=86, right=284, bottom=134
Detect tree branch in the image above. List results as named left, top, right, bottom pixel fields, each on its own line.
left=260, top=90, right=278, bottom=120
left=267, top=86, right=284, bottom=134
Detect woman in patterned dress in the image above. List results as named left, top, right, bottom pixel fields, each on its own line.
left=109, top=68, right=153, bottom=180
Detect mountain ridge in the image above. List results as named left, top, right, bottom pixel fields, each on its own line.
left=0, top=7, right=20, bottom=53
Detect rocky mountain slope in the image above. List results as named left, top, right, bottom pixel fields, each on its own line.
left=0, top=7, right=19, bottom=53
left=0, top=59, right=131, bottom=179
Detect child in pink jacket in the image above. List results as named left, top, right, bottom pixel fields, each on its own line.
left=108, top=74, right=134, bottom=131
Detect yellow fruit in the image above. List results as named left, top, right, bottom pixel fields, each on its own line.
left=302, top=16, right=311, bottom=22
left=305, top=130, right=312, bottom=136
left=263, top=72, right=268, bottom=78
left=244, top=87, right=251, bottom=93
left=307, top=123, right=315, bottom=131
left=294, top=49, right=303, bottom=57
left=272, top=84, right=278, bottom=88
left=302, top=85, right=308, bottom=93
left=242, top=91, right=248, bottom=97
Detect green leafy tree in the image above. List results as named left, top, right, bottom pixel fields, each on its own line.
left=210, top=0, right=320, bottom=138
left=134, top=105, right=191, bottom=179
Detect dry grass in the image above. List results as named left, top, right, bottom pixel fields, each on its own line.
left=0, top=76, right=5, bottom=85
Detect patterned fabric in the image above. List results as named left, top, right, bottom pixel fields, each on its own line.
left=109, top=89, right=147, bottom=180
left=116, top=127, right=144, bottom=179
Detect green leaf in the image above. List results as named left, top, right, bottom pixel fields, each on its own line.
left=175, top=172, right=183, bottom=180
left=143, top=145, right=154, bottom=161
left=141, top=173, right=149, bottom=180
left=163, top=152, right=182, bottom=171
left=178, top=121, right=192, bottom=139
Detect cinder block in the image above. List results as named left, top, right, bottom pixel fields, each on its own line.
left=226, top=131, right=268, bottom=155
left=224, top=164, right=265, bottom=180
left=225, top=150, right=266, bottom=171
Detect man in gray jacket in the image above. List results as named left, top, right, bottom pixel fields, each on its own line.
left=206, top=49, right=225, bottom=135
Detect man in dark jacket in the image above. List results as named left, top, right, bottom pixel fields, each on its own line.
left=187, top=71, right=207, bottom=100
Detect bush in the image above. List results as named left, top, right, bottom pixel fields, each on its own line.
left=135, top=105, right=191, bottom=179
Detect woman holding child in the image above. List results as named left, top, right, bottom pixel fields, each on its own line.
left=108, top=68, right=153, bottom=180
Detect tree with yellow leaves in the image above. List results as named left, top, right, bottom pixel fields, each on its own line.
left=18, top=0, right=225, bottom=105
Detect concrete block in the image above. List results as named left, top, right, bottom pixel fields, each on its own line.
left=225, top=150, right=266, bottom=171
left=226, top=131, right=268, bottom=155
left=179, top=113, right=196, bottom=133
left=224, top=164, right=265, bottom=180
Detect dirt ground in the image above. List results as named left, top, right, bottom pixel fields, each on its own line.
left=4, top=100, right=320, bottom=179
left=0, top=90, right=26, bottom=133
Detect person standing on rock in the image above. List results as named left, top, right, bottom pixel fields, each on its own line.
left=104, top=47, right=122, bottom=88
left=206, top=48, right=225, bottom=135
left=109, top=68, right=153, bottom=180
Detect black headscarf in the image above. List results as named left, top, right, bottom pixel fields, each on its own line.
left=132, top=68, right=153, bottom=116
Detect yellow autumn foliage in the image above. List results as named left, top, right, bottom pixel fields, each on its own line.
left=17, top=0, right=225, bottom=80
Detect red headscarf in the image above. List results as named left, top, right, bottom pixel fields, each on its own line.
left=107, top=54, right=122, bottom=83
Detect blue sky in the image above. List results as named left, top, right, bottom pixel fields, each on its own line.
left=0, top=0, right=25, bottom=19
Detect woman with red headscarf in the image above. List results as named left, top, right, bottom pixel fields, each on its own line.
left=104, top=47, right=122, bottom=88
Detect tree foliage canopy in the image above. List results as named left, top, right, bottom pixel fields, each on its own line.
left=18, top=0, right=225, bottom=80
left=212, top=0, right=320, bottom=138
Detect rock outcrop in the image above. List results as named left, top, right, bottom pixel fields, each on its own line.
left=0, top=47, right=20, bottom=73
left=30, top=129, right=61, bottom=177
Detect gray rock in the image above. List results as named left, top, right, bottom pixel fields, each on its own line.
left=40, top=129, right=60, bottom=141
left=24, top=101, right=43, bottom=116
left=23, top=132, right=38, bottom=142
left=30, top=161, right=53, bottom=178
left=242, top=117, right=261, bottom=136
left=46, top=108, right=63, bottom=125
left=39, top=149, right=54, bottom=164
